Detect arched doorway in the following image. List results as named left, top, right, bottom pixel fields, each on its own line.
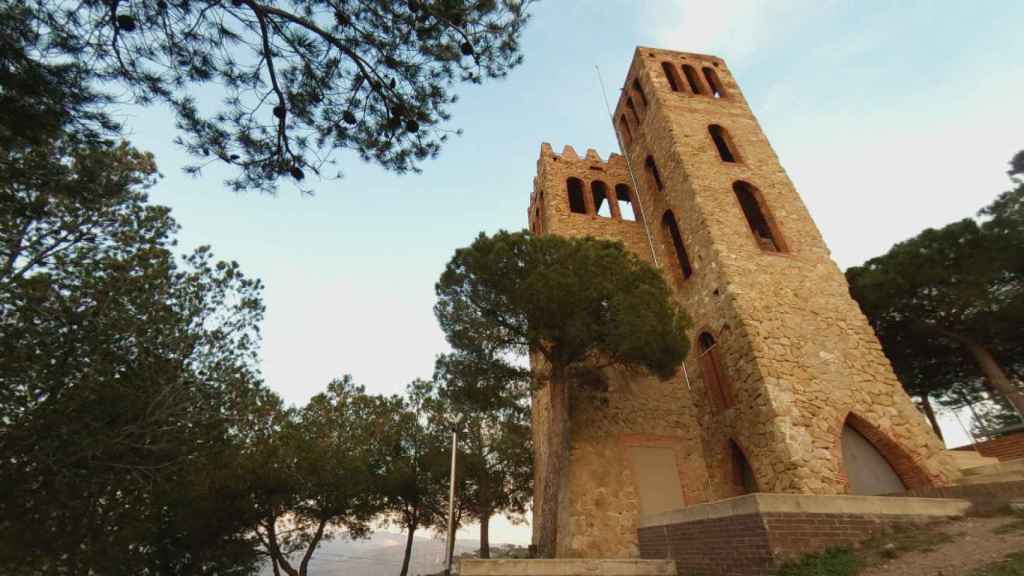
left=840, top=424, right=906, bottom=495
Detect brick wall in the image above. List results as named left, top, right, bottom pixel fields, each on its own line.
left=639, top=512, right=937, bottom=576
left=954, top=432, right=1024, bottom=461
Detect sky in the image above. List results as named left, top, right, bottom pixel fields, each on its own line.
left=120, top=0, right=1024, bottom=545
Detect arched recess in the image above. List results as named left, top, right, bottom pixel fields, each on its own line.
left=661, top=62, right=682, bottom=92
left=682, top=64, right=706, bottom=95
left=567, top=177, right=586, bottom=214
left=619, top=114, right=633, bottom=146
left=838, top=412, right=935, bottom=493
left=703, top=67, right=727, bottom=98
left=729, top=440, right=758, bottom=495
left=614, top=184, right=638, bottom=221
left=661, top=210, right=692, bottom=280
left=626, top=97, right=641, bottom=125
left=732, top=181, right=788, bottom=253
left=698, top=331, right=732, bottom=413
left=708, top=124, right=740, bottom=163
left=632, top=79, right=648, bottom=109
left=591, top=180, right=612, bottom=218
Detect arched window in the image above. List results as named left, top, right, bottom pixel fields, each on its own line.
left=632, top=79, right=648, bottom=109
left=645, top=155, right=663, bottom=191
left=615, top=184, right=637, bottom=221
left=567, top=177, right=586, bottom=214
left=626, top=97, right=640, bottom=126
left=708, top=125, right=739, bottom=163
left=661, top=210, right=692, bottom=280
left=730, top=441, right=757, bottom=495
left=661, top=62, right=681, bottom=92
left=682, top=65, right=705, bottom=95
left=703, top=67, right=726, bottom=98
left=591, top=180, right=611, bottom=218
left=619, top=114, right=633, bottom=146
left=699, top=332, right=732, bottom=412
left=732, top=181, right=787, bottom=252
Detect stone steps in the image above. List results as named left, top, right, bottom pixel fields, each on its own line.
left=953, top=458, right=1024, bottom=486
left=947, top=449, right=1000, bottom=470
left=961, top=458, right=1024, bottom=477
left=958, top=470, right=1024, bottom=485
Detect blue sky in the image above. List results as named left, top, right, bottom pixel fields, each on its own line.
left=121, top=0, right=1024, bottom=544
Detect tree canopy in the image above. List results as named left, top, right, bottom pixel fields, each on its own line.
left=241, top=376, right=387, bottom=576
left=420, top=350, right=533, bottom=558
left=17, top=0, right=533, bottom=193
left=847, top=151, right=1024, bottom=421
left=435, top=231, right=691, bottom=557
left=0, top=132, right=269, bottom=574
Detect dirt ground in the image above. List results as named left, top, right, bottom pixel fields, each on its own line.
left=860, top=516, right=1024, bottom=576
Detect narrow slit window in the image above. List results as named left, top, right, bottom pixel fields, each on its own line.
left=661, top=210, right=693, bottom=280
left=703, top=67, right=726, bottom=98
left=645, top=155, right=663, bottom=191
left=567, top=177, right=586, bottom=214
left=632, top=79, right=648, bottom=109
left=619, top=114, right=633, bottom=146
left=682, top=65, right=705, bottom=95
left=733, top=181, right=787, bottom=252
left=626, top=97, right=641, bottom=126
left=709, top=124, right=738, bottom=163
left=615, top=184, right=637, bottom=221
left=699, top=332, right=732, bottom=412
left=730, top=441, right=757, bottom=494
left=591, top=181, right=612, bottom=218
left=661, top=62, right=681, bottom=92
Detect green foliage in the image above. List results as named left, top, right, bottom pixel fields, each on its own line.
left=416, top=350, right=533, bottom=556
left=435, top=231, right=691, bottom=379
left=846, top=152, right=1024, bottom=420
left=0, top=135, right=267, bottom=574
left=241, top=376, right=387, bottom=576
left=774, top=547, right=860, bottom=576
left=0, top=2, right=117, bottom=148
left=434, top=230, right=690, bottom=556
left=20, top=0, right=534, bottom=193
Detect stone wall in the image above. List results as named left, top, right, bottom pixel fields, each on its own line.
left=527, top=46, right=959, bottom=559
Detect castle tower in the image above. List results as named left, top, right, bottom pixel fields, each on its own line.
left=527, top=48, right=959, bottom=558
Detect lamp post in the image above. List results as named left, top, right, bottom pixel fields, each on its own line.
left=444, top=413, right=464, bottom=576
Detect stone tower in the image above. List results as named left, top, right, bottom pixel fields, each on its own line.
left=527, top=47, right=959, bottom=558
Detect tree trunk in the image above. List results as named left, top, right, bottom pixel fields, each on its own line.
left=479, top=512, right=491, bottom=559
left=919, top=394, right=944, bottom=442
left=298, top=519, right=327, bottom=576
left=962, top=339, right=1024, bottom=416
left=399, top=523, right=416, bottom=576
left=537, top=372, right=570, bottom=558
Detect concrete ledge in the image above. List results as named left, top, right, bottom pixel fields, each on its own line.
left=459, top=559, right=677, bottom=576
left=639, top=493, right=970, bottom=528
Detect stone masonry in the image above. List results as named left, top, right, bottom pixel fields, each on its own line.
left=527, top=47, right=960, bottom=558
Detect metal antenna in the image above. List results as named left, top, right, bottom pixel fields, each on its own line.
left=595, top=65, right=660, bottom=268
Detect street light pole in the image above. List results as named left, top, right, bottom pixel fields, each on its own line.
left=444, top=414, right=463, bottom=576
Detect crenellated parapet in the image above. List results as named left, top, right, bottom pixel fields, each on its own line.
left=528, top=143, right=649, bottom=255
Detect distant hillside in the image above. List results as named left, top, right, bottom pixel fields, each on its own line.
left=259, top=532, right=484, bottom=576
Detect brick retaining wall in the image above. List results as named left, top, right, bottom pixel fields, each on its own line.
left=637, top=494, right=968, bottom=576
left=953, top=432, right=1024, bottom=461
